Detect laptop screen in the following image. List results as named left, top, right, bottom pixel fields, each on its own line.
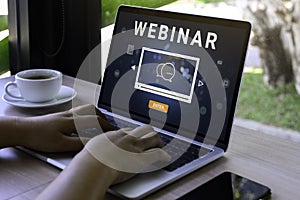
left=99, top=5, right=251, bottom=150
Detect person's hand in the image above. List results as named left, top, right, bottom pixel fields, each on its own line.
left=36, top=125, right=170, bottom=200
left=18, top=104, right=115, bottom=152
left=85, top=125, right=171, bottom=184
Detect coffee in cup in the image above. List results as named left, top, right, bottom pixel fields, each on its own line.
left=4, top=69, right=62, bottom=102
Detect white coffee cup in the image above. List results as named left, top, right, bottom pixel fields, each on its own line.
left=4, top=69, right=62, bottom=102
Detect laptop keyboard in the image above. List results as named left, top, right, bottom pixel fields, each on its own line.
left=107, top=116, right=139, bottom=130
left=159, top=134, right=212, bottom=171
left=71, top=114, right=213, bottom=172
left=105, top=114, right=212, bottom=172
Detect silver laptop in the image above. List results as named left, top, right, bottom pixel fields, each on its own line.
left=20, top=5, right=251, bottom=199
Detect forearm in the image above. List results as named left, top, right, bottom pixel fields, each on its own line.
left=0, top=116, right=27, bottom=149
left=36, top=149, right=117, bottom=200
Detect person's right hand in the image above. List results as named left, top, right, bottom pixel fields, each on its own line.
left=85, top=125, right=171, bottom=184
left=36, top=125, right=171, bottom=200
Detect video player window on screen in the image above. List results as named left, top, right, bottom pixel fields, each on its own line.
left=134, top=47, right=199, bottom=104
left=101, top=8, right=248, bottom=142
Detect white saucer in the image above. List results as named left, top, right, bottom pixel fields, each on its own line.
left=2, top=85, right=77, bottom=108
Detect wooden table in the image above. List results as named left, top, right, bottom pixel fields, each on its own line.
left=1, top=75, right=300, bottom=200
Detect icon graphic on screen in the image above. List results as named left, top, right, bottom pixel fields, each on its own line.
left=134, top=47, right=200, bottom=103
left=156, top=62, right=175, bottom=82
left=198, top=80, right=204, bottom=87
left=127, top=44, right=135, bottom=55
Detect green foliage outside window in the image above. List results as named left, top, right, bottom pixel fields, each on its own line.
left=0, top=37, right=9, bottom=74
left=0, top=15, right=8, bottom=31
left=236, top=71, right=300, bottom=131
left=0, top=15, right=9, bottom=75
left=102, top=0, right=176, bottom=27
left=196, top=0, right=227, bottom=3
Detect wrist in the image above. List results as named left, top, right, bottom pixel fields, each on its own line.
left=15, top=117, right=34, bottom=147
left=37, top=148, right=120, bottom=200
left=75, top=149, right=119, bottom=189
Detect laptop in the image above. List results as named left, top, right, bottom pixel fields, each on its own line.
left=20, top=5, right=251, bottom=199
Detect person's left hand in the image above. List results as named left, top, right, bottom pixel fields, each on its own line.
left=18, top=104, right=115, bottom=152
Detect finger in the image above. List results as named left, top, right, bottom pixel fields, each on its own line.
left=138, top=134, right=164, bottom=150
left=69, top=104, right=95, bottom=115
left=74, top=114, right=116, bottom=132
left=141, top=131, right=157, bottom=139
left=128, top=125, right=154, bottom=138
left=120, top=127, right=134, bottom=134
left=143, top=148, right=171, bottom=163
left=61, top=115, right=99, bottom=133
left=135, top=148, right=171, bottom=171
left=85, top=133, right=170, bottom=173
left=70, top=104, right=106, bottom=120
left=69, top=106, right=115, bottom=132
left=68, top=115, right=117, bottom=133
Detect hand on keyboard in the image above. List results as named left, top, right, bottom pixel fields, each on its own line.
left=85, top=125, right=171, bottom=180
left=69, top=104, right=116, bottom=132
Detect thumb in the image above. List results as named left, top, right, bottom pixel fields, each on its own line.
left=144, top=148, right=171, bottom=163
